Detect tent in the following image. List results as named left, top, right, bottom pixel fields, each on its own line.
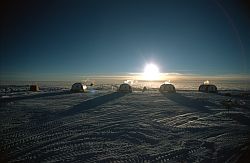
left=118, top=83, right=132, bottom=93
left=30, top=85, right=39, bottom=91
left=142, top=86, right=147, bottom=92
left=198, top=84, right=217, bottom=93
left=159, top=84, right=176, bottom=93
left=71, top=83, right=86, bottom=92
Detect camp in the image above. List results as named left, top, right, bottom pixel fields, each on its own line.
left=71, top=83, right=86, bottom=92
left=118, top=83, right=132, bottom=93
left=159, top=83, right=176, bottom=93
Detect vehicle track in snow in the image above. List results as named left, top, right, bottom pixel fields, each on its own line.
left=1, top=91, right=250, bottom=162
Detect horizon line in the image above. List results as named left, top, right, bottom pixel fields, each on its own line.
left=0, top=72, right=250, bottom=81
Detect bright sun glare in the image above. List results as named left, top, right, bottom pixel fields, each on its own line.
left=143, top=64, right=160, bottom=80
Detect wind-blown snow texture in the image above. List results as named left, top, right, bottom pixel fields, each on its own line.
left=0, top=86, right=250, bottom=162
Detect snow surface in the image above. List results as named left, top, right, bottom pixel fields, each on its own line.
left=0, top=85, right=250, bottom=162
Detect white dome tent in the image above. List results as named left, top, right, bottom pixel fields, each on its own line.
left=159, top=83, right=176, bottom=93
left=199, top=84, right=217, bottom=93
left=198, top=80, right=218, bottom=93
left=71, top=83, right=86, bottom=92
left=118, top=83, right=132, bottom=93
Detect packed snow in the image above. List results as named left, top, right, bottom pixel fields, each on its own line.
left=0, top=83, right=250, bottom=162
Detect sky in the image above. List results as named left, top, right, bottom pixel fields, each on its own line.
left=1, top=0, right=250, bottom=80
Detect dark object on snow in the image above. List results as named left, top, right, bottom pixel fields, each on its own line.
left=221, top=98, right=246, bottom=107
left=240, top=92, right=250, bottom=99
left=30, top=85, right=39, bottom=91
left=71, top=83, right=85, bottom=92
left=199, top=84, right=217, bottom=93
left=142, top=86, right=147, bottom=92
left=224, top=93, right=231, bottom=96
left=159, top=84, right=176, bottom=93
left=118, top=83, right=132, bottom=93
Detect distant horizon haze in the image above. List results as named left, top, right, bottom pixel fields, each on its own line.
left=0, top=72, right=249, bottom=82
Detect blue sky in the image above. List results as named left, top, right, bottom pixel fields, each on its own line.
left=0, top=0, right=250, bottom=80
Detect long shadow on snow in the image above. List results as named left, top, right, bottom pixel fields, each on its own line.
left=5, top=92, right=125, bottom=124
left=58, top=92, right=125, bottom=117
left=163, top=93, right=217, bottom=113
left=0, top=90, right=71, bottom=103
left=3, top=92, right=126, bottom=161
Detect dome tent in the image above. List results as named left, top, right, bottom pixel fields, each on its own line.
left=118, top=83, right=132, bottom=93
left=30, top=85, right=39, bottom=91
left=142, top=86, right=147, bottom=92
left=71, top=83, right=86, bottom=92
left=159, top=83, right=176, bottom=93
left=199, top=84, right=217, bottom=93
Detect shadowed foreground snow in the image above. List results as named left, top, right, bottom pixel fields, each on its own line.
left=0, top=89, right=250, bottom=162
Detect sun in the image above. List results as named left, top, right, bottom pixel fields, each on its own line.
left=143, top=63, right=160, bottom=80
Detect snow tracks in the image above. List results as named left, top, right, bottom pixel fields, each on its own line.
left=0, top=91, right=250, bottom=162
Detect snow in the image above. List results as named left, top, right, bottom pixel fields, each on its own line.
left=0, top=85, right=250, bottom=162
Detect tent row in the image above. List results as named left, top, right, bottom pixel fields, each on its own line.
left=118, top=83, right=218, bottom=93
left=29, top=83, right=218, bottom=93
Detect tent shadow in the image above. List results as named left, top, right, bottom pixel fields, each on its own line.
left=0, top=90, right=71, bottom=103
left=163, top=93, right=217, bottom=113
left=58, top=92, right=125, bottom=117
